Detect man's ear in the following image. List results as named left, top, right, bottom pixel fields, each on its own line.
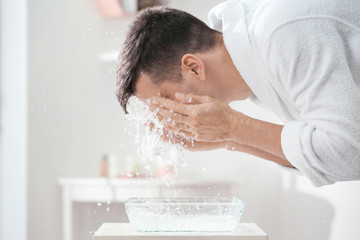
left=181, top=54, right=206, bottom=81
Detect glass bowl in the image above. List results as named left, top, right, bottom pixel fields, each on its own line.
left=125, top=197, right=245, bottom=232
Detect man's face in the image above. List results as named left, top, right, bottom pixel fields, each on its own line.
left=135, top=72, right=197, bottom=101
left=133, top=48, right=251, bottom=104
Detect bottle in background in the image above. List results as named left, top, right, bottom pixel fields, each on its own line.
left=100, top=154, right=109, bottom=177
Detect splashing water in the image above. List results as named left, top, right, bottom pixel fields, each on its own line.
left=124, top=97, right=186, bottom=177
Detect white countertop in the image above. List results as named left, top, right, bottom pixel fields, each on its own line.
left=93, top=223, right=268, bottom=240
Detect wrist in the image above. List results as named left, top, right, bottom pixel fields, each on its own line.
left=229, top=111, right=249, bottom=143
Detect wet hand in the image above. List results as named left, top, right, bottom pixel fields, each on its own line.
left=151, top=92, right=248, bottom=142
left=159, top=128, right=236, bottom=152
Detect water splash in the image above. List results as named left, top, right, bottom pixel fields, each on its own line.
left=124, top=97, right=186, bottom=173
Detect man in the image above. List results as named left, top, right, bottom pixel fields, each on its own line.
left=116, top=0, right=360, bottom=187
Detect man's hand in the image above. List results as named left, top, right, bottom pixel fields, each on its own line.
left=150, top=92, right=293, bottom=167
left=154, top=123, right=234, bottom=152
left=151, top=92, right=247, bottom=142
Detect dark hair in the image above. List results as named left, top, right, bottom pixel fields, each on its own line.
left=116, top=6, right=220, bottom=113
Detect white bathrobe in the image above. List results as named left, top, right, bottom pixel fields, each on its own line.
left=208, top=0, right=360, bottom=187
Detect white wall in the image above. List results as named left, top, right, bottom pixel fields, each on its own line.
left=283, top=176, right=360, bottom=240
left=28, top=1, right=133, bottom=239
left=26, top=0, right=360, bottom=240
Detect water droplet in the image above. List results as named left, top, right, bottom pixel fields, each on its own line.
left=97, top=202, right=102, bottom=206
left=88, top=27, right=92, bottom=31
left=231, top=147, right=235, bottom=150
left=188, top=97, right=192, bottom=103
left=106, top=207, right=110, bottom=212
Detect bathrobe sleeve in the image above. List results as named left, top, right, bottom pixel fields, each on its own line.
left=263, top=18, right=360, bottom=186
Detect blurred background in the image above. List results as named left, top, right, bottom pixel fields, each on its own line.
left=1, top=0, right=360, bottom=240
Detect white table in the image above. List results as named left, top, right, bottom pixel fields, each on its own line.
left=93, top=223, right=268, bottom=240
left=59, top=178, right=234, bottom=240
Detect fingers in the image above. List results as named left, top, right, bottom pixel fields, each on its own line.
left=165, top=121, right=192, bottom=132
left=157, top=108, right=193, bottom=125
left=147, top=109, right=194, bottom=140
left=160, top=130, right=179, bottom=144
left=152, top=97, right=193, bottom=116
left=165, top=125, right=194, bottom=137
left=144, top=121, right=155, bottom=134
left=151, top=93, right=213, bottom=117
left=160, top=128, right=193, bottom=146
